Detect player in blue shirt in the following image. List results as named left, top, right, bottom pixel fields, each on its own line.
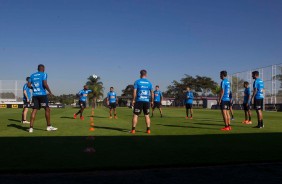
left=74, top=85, right=93, bottom=120
left=151, top=85, right=163, bottom=118
left=22, top=77, right=32, bottom=124
left=185, top=87, right=194, bottom=119
left=242, top=81, right=252, bottom=124
left=28, top=64, right=57, bottom=133
left=218, top=70, right=231, bottom=131
left=107, top=87, right=118, bottom=119
left=131, top=70, right=154, bottom=134
left=229, top=91, right=234, bottom=120
left=251, top=71, right=265, bottom=128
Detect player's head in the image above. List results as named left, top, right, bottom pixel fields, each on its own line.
left=84, top=85, right=88, bottom=90
left=140, top=69, right=147, bottom=78
left=110, top=87, right=114, bottom=92
left=186, top=87, right=190, bottom=91
left=220, top=70, right=227, bottom=79
left=252, top=71, right=259, bottom=79
left=26, top=77, right=30, bottom=82
left=155, top=85, right=159, bottom=90
left=37, top=64, right=45, bottom=72
left=244, top=81, right=249, bottom=88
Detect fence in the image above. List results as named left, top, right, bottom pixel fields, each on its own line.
left=228, top=63, right=282, bottom=108
left=0, top=80, right=26, bottom=102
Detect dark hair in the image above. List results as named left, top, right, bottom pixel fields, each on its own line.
left=38, top=64, right=45, bottom=71
left=156, top=85, right=159, bottom=88
left=26, top=77, right=30, bottom=81
left=220, top=70, right=227, bottom=77
left=252, top=71, right=259, bottom=76
left=244, top=81, right=249, bottom=86
left=140, top=69, right=147, bottom=76
left=110, top=87, right=114, bottom=89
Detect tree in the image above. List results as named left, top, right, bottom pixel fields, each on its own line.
left=164, top=74, right=218, bottom=105
left=121, top=84, right=134, bottom=98
left=86, top=75, right=104, bottom=107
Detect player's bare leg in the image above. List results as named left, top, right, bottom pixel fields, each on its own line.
left=114, top=108, right=117, bottom=119
left=44, top=107, right=51, bottom=126
left=145, top=114, right=151, bottom=134
left=131, top=114, right=138, bottom=133
left=109, top=108, right=112, bottom=118
left=22, top=108, right=29, bottom=123
left=159, top=108, right=163, bottom=117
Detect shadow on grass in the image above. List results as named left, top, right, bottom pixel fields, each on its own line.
left=60, top=116, right=75, bottom=119
left=8, top=119, right=22, bottom=123
left=94, top=126, right=129, bottom=132
left=0, top=133, right=282, bottom=173
left=7, top=124, right=29, bottom=131
left=88, top=116, right=108, bottom=119
left=155, top=124, right=219, bottom=130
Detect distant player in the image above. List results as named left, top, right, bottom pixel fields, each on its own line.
left=28, top=64, right=57, bottom=133
left=74, top=85, right=93, bottom=120
left=22, top=77, right=32, bottom=124
left=218, top=70, right=231, bottom=131
left=229, top=91, right=235, bottom=120
left=151, top=85, right=163, bottom=118
left=185, top=87, right=194, bottom=119
left=251, top=71, right=265, bottom=128
left=242, top=81, right=252, bottom=124
left=107, top=87, right=118, bottom=119
left=131, top=70, right=154, bottom=134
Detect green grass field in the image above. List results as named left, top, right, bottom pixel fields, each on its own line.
left=0, top=107, right=282, bottom=172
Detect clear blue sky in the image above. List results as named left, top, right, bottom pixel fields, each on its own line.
left=1, top=0, right=282, bottom=96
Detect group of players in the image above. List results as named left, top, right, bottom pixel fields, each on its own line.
left=21, top=64, right=264, bottom=133
left=219, top=70, right=265, bottom=131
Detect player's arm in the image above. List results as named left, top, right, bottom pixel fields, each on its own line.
left=151, top=90, right=154, bottom=106
left=251, top=88, right=257, bottom=104
left=116, top=96, right=118, bottom=104
left=43, top=80, right=53, bottom=96
left=218, top=88, right=224, bottom=105
left=132, top=89, right=137, bottom=106
left=106, top=94, right=110, bottom=105
left=23, top=90, right=30, bottom=102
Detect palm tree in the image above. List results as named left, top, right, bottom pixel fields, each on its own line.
left=86, top=75, right=104, bottom=108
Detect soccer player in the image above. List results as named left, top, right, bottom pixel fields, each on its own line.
left=22, top=77, right=32, bottom=124
left=151, top=85, right=163, bottom=118
left=107, top=87, right=118, bottom=119
left=251, top=71, right=265, bottom=128
left=242, top=81, right=252, bottom=124
left=28, top=64, right=57, bottom=133
left=229, top=91, right=235, bottom=120
left=218, top=70, right=231, bottom=131
left=131, top=70, right=154, bottom=134
left=185, top=87, right=194, bottom=119
left=74, top=85, right=93, bottom=120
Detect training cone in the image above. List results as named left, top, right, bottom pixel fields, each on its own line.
left=89, top=127, right=95, bottom=131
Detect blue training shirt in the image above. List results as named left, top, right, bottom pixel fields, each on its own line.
left=107, top=91, right=117, bottom=103
left=23, top=83, right=32, bottom=101
left=30, top=72, right=48, bottom=96
left=185, top=91, right=194, bottom=104
left=221, top=78, right=230, bottom=102
left=78, top=89, right=92, bottom=102
left=244, top=87, right=251, bottom=104
left=134, top=78, right=153, bottom=102
left=154, top=90, right=162, bottom=102
left=253, top=78, right=264, bottom=99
